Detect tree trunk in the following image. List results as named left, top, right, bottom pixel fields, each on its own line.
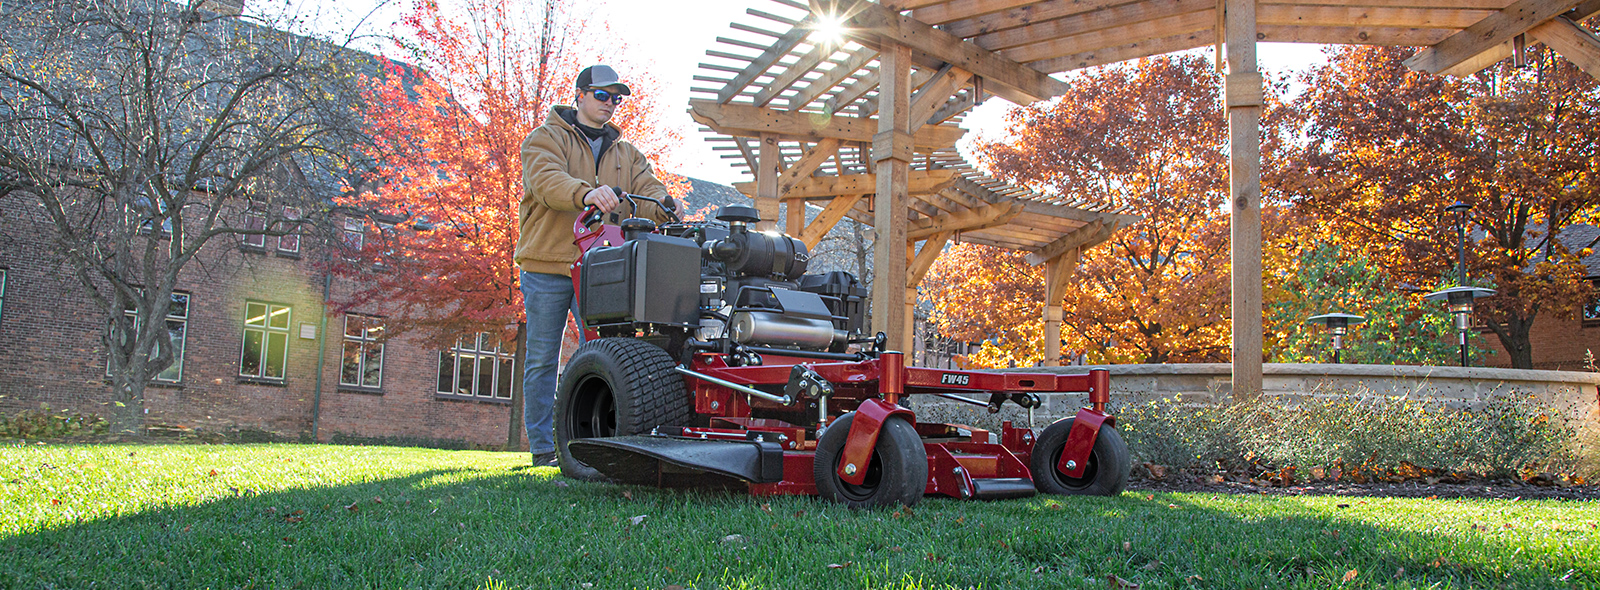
left=1493, top=316, right=1536, bottom=369
left=108, top=377, right=145, bottom=435
left=507, top=321, right=527, bottom=451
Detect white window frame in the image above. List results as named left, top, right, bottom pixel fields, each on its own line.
left=340, top=314, right=385, bottom=389
left=240, top=301, right=292, bottom=380
left=436, top=333, right=514, bottom=401
left=0, top=268, right=6, bottom=323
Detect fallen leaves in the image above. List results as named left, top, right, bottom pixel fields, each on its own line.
left=628, top=514, right=648, bottom=527
left=826, top=562, right=852, bottom=570
left=345, top=502, right=360, bottom=512
left=1106, top=574, right=1139, bottom=588
left=1341, top=569, right=1358, bottom=583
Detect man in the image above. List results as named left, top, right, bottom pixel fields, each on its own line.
left=517, top=65, right=677, bottom=465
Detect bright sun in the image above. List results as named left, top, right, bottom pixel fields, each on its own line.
left=811, top=12, right=847, bottom=47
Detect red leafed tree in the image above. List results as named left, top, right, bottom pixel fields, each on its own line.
left=927, top=56, right=1289, bottom=366
left=338, top=0, right=689, bottom=344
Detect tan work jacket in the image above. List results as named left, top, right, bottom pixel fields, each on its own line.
left=517, top=105, right=674, bottom=276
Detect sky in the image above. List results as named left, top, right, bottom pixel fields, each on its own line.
left=281, top=0, right=1334, bottom=187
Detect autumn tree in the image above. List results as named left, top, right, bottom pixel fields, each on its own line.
left=0, top=0, right=367, bottom=432
left=928, top=56, right=1282, bottom=366
left=340, top=0, right=690, bottom=445
left=340, top=0, right=688, bottom=341
left=1287, top=45, right=1600, bottom=368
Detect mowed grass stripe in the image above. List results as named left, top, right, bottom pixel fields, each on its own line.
left=2, top=443, right=1596, bottom=589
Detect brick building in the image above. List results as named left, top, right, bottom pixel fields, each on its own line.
left=1476, top=224, right=1600, bottom=371
left=0, top=177, right=752, bottom=446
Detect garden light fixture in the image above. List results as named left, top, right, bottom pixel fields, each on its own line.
left=1306, top=312, right=1365, bottom=363
left=1426, top=201, right=1494, bottom=367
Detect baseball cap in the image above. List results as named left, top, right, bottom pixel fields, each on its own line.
left=575, top=65, right=632, bottom=95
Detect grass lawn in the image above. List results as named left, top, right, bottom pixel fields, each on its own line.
left=2, top=443, right=1596, bottom=590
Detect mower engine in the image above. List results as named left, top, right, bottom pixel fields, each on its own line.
left=557, top=196, right=1129, bottom=508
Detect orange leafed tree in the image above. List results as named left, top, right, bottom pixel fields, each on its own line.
left=1285, top=46, right=1600, bottom=368
left=338, top=0, right=688, bottom=343
left=926, top=56, right=1290, bottom=366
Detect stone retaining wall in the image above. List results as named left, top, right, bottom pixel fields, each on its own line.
left=906, top=363, right=1600, bottom=434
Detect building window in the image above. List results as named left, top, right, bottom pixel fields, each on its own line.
left=342, top=217, right=365, bottom=252
left=242, top=212, right=266, bottom=248
left=278, top=207, right=301, bottom=254
left=240, top=301, right=291, bottom=379
left=0, top=268, right=7, bottom=323
left=340, top=314, right=384, bottom=389
left=1585, top=278, right=1600, bottom=325
left=437, top=333, right=514, bottom=401
left=107, top=291, right=189, bottom=382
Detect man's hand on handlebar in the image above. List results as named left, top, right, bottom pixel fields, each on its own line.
left=582, top=186, right=620, bottom=213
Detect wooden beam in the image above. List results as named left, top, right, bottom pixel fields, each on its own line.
left=1404, top=0, right=1583, bottom=74
left=912, top=0, right=1039, bottom=25
left=1533, top=16, right=1600, bottom=76
left=717, top=17, right=815, bottom=103
left=753, top=43, right=835, bottom=108
left=689, top=100, right=965, bottom=149
left=1438, top=0, right=1600, bottom=75
left=906, top=201, right=1023, bottom=241
left=1024, top=220, right=1111, bottom=265
left=788, top=46, right=878, bottom=111
left=1030, top=28, right=1216, bottom=73
left=732, top=169, right=958, bottom=199
left=926, top=89, right=981, bottom=126
left=1257, top=5, right=1494, bottom=28
left=1256, top=24, right=1458, bottom=45
left=974, top=0, right=1215, bottom=52
left=941, top=0, right=1137, bottom=39
left=756, top=133, right=781, bottom=231
left=1227, top=0, right=1263, bottom=396
left=819, top=0, right=1071, bottom=102
left=1001, top=10, right=1217, bottom=64
left=873, top=41, right=913, bottom=351
left=799, top=194, right=863, bottom=249
left=777, top=138, right=841, bottom=196
left=1260, top=0, right=1516, bottom=8
left=909, top=68, right=975, bottom=134
left=907, top=231, right=954, bottom=288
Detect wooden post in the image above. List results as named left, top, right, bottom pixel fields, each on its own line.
left=756, top=133, right=781, bottom=231
left=1042, top=250, right=1077, bottom=367
left=873, top=43, right=912, bottom=351
left=786, top=201, right=805, bottom=236
left=1225, top=0, right=1263, bottom=396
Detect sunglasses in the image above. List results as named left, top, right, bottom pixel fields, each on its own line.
left=587, top=88, right=626, bottom=105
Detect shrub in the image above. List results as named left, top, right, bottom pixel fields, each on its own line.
left=1113, top=392, right=1596, bottom=480
left=0, top=404, right=109, bottom=439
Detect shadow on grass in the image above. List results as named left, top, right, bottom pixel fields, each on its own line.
left=3, top=458, right=1596, bottom=590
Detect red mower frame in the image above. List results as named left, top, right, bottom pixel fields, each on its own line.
left=556, top=200, right=1130, bottom=507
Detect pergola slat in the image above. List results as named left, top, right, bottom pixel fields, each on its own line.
left=1403, top=0, right=1582, bottom=73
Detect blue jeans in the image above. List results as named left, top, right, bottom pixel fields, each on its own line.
left=522, top=270, right=582, bottom=455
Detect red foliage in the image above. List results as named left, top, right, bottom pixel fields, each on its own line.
left=336, top=0, right=688, bottom=345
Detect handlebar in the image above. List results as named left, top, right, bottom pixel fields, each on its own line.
left=578, top=187, right=681, bottom=230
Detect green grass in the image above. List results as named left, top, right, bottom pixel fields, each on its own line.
left=2, top=443, right=1596, bottom=589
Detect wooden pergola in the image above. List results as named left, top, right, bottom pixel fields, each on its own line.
left=691, top=0, right=1600, bottom=387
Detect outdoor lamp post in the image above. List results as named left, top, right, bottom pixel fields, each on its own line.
left=1306, top=312, right=1365, bottom=363
left=1425, top=201, right=1495, bottom=367
left=1425, top=286, right=1495, bottom=367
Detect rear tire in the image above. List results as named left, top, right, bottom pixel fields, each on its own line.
left=1029, top=418, right=1130, bottom=496
left=813, top=413, right=927, bottom=508
left=555, top=338, right=694, bottom=481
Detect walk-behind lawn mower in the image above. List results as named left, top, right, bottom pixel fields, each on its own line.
left=555, top=193, right=1129, bottom=508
